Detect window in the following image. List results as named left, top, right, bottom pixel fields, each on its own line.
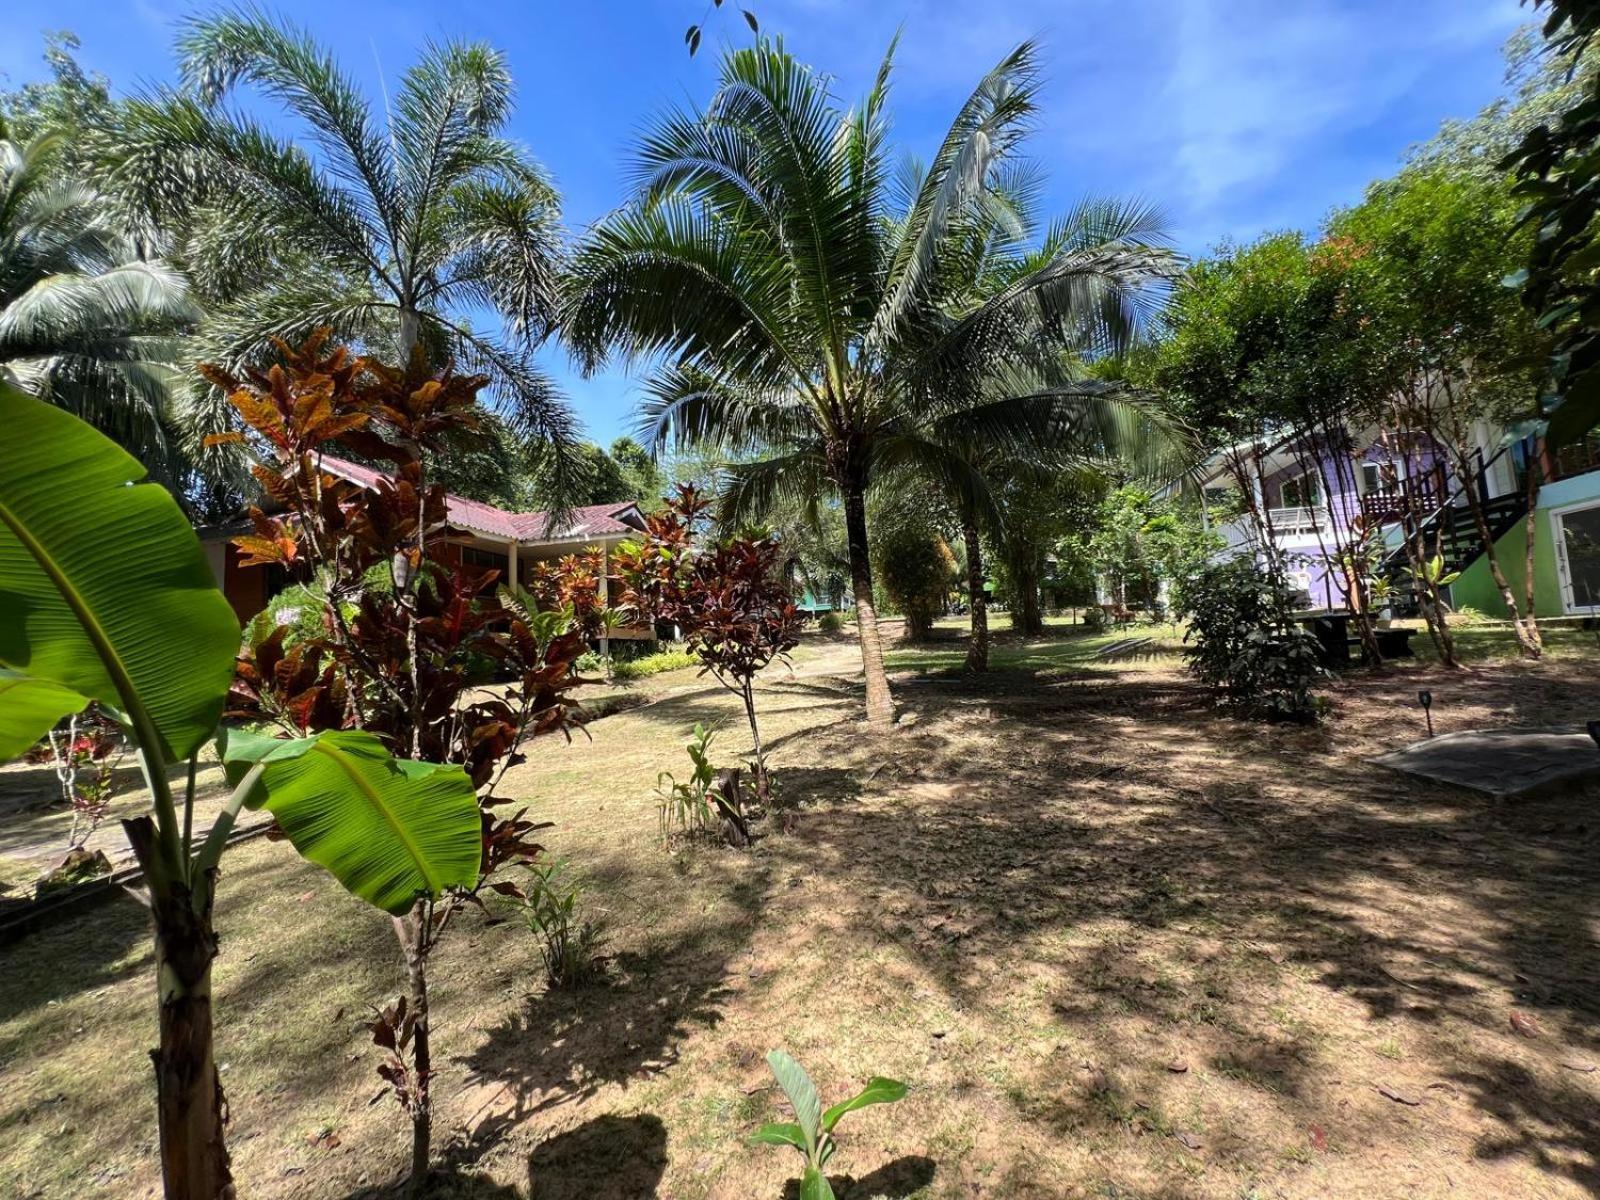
left=1279, top=471, right=1322, bottom=508
left=1361, top=461, right=1398, bottom=495
left=1557, top=503, right=1600, bottom=613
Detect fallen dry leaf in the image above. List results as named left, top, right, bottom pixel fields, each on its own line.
left=1560, top=1059, right=1597, bottom=1074
left=1174, top=1130, right=1203, bottom=1151
left=1377, top=1084, right=1420, bottom=1106
left=1165, top=1058, right=1189, bottom=1074
left=1510, top=1010, right=1543, bottom=1039
left=1309, top=1124, right=1328, bottom=1152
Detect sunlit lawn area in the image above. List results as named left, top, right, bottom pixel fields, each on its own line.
left=5, top=625, right=1599, bottom=1199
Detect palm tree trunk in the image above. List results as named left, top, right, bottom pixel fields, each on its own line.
left=963, top=519, right=988, bottom=673
left=125, top=818, right=234, bottom=1200
left=843, top=484, right=895, bottom=728
left=399, top=307, right=421, bottom=361
left=1013, top=557, right=1043, bottom=637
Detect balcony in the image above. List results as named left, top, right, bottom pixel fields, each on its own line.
left=1550, top=431, right=1600, bottom=483
left=1267, top=506, right=1328, bottom=535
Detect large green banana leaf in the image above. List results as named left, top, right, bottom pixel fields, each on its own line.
left=0, top=385, right=240, bottom=762
left=221, top=728, right=482, bottom=915
left=0, top=669, right=88, bottom=760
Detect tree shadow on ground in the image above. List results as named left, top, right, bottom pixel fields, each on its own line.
left=459, top=872, right=767, bottom=1144
left=776, top=661, right=1600, bottom=1193
left=340, top=1167, right=522, bottom=1199
left=0, top=889, right=149, bottom=1028
left=779, top=1154, right=936, bottom=1199
left=525, top=1112, right=668, bottom=1199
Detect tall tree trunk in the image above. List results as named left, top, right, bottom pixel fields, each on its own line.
left=399, top=306, right=421, bottom=362
left=1522, top=453, right=1545, bottom=654
left=398, top=911, right=432, bottom=1197
left=1459, top=473, right=1541, bottom=659
left=1013, top=558, right=1043, bottom=637
left=962, top=519, right=988, bottom=673
left=843, top=485, right=895, bottom=728
left=126, top=818, right=234, bottom=1200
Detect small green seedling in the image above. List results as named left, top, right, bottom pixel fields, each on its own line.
left=751, top=1050, right=907, bottom=1199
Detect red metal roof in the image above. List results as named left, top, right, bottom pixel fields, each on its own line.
left=319, top=455, right=643, bottom=545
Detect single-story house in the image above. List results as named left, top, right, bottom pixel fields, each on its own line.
left=199, top=455, right=654, bottom=646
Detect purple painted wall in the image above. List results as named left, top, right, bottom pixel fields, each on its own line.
left=1258, top=433, right=1452, bottom=611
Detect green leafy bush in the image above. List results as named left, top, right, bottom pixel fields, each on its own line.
left=654, top=723, right=750, bottom=847
left=817, top=610, right=845, bottom=634
left=506, top=858, right=609, bottom=989
left=612, top=648, right=697, bottom=679
left=751, top=1050, right=907, bottom=1199
left=1175, top=560, right=1325, bottom=723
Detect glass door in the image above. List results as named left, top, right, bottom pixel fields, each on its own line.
left=1555, top=503, right=1600, bottom=613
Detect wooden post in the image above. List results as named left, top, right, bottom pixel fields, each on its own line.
left=506, top=540, right=519, bottom=589
left=598, top=543, right=610, bottom=661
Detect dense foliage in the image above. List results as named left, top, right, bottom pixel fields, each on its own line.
left=1501, top=0, right=1600, bottom=448
left=614, top=486, right=804, bottom=797
left=207, top=332, right=588, bottom=1186
left=1176, top=560, right=1325, bottom=724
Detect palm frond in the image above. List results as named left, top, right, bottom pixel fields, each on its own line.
left=717, top=446, right=832, bottom=527
left=176, top=6, right=400, bottom=244
left=872, top=40, right=1042, bottom=346
left=637, top=363, right=815, bottom=456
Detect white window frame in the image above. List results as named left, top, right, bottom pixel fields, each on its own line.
left=1360, top=459, right=1401, bottom=496
left=1551, top=498, right=1600, bottom=615
left=1279, top=469, right=1323, bottom=509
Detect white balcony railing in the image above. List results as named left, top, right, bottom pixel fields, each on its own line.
left=1267, top=506, right=1328, bottom=535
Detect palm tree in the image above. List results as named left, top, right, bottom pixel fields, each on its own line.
left=567, top=39, right=1170, bottom=725
left=0, top=126, right=198, bottom=486
left=102, top=8, right=576, bottom=483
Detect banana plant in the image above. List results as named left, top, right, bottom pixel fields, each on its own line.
left=0, top=385, right=482, bottom=1200
left=752, top=1050, right=907, bottom=1199
left=1416, top=553, right=1462, bottom=590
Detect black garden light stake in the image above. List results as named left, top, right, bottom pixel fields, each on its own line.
left=1418, top=689, right=1434, bottom=738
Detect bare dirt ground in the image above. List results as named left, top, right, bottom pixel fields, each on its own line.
left=2, top=625, right=1598, bottom=1199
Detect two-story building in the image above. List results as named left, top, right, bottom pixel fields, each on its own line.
left=1195, top=425, right=1600, bottom=618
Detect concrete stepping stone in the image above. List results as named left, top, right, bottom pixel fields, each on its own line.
left=1370, top=726, right=1600, bottom=800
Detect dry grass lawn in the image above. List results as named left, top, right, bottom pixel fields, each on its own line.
left=2, top=621, right=1599, bottom=1199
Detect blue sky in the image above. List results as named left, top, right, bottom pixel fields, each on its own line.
left=3, top=0, right=1528, bottom=443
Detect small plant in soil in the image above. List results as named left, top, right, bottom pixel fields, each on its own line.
left=507, top=857, right=610, bottom=989
left=655, top=723, right=752, bottom=847
left=752, top=1050, right=907, bottom=1199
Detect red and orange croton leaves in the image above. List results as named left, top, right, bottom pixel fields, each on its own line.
left=207, top=331, right=586, bottom=884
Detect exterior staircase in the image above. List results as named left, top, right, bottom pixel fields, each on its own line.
left=1376, top=446, right=1526, bottom=607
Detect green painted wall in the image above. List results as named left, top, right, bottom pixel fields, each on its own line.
left=1451, top=472, right=1600, bottom=617
left=1451, top=514, right=1560, bottom=617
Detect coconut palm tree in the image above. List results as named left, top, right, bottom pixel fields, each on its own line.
left=567, top=38, right=1171, bottom=725
left=0, top=126, right=198, bottom=486
left=102, top=8, right=576, bottom=484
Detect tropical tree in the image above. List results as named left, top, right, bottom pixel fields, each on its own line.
left=1332, top=165, right=1548, bottom=657
left=0, top=126, right=198, bottom=486
left=1500, top=0, right=1600, bottom=449
left=103, top=7, right=577, bottom=486
left=567, top=39, right=1170, bottom=725
left=0, top=383, right=488, bottom=1200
